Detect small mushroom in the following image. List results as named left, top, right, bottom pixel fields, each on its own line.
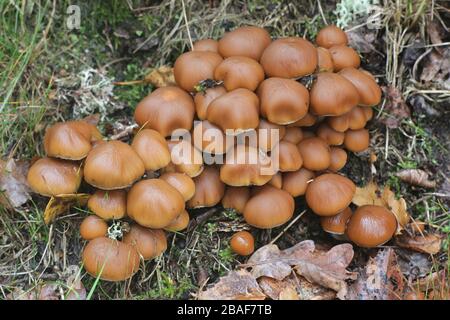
left=80, top=215, right=108, bottom=240
left=127, top=179, right=185, bottom=229
left=268, top=172, right=283, bottom=189
left=84, top=140, right=145, bottom=190
left=347, top=106, right=368, bottom=130
left=192, top=120, right=227, bottom=155
left=274, top=140, right=303, bottom=172
left=305, top=173, right=356, bottom=216
left=243, top=185, right=294, bottom=229
left=187, top=166, right=225, bottom=209
left=346, top=205, right=397, bottom=247
left=134, top=86, right=195, bottom=137
left=164, top=210, right=190, bottom=232
left=166, top=139, right=204, bottom=178
left=282, top=168, right=315, bottom=197
left=193, top=39, right=219, bottom=52
left=283, top=127, right=304, bottom=144
left=315, top=25, right=348, bottom=49
left=288, top=112, right=318, bottom=127
left=316, top=47, right=334, bottom=72
left=82, top=237, right=140, bottom=281
left=362, top=106, right=374, bottom=121
left=344, top=129, right=370, bottom=152
left=27, top=157, right=83, bottom=197
left=320, top=207, right=352, bottom=236
left=260, top=37, right=318, bottom=78
left=173, top=51, right=223, bottom=92
left=159, top=172, right=195, bottom=202
left=230, top=231, right=255, bottom=256
left=339, top=68, right=381, bottom=107
left=88, top=190, right=127, bottom=220
left=218, top=26, right=271, bottom=61
left=123, top=224, right=167, bottom=260
left=257, top=119, right=286, bottom=152
left=316, top=123, right=345, bottom=145
left=194, top=86, right=227, bottom=120
left=131, top=129, right=170, bottom=171
left=222, top=186, right=251, bottom=213
left=327, top=113, right=350, bottom=132
left=214, top=56, right=265, bottom=91
left=328, top=147, right=348, bottom=172
left=297, top=137, right=331, bottom=171
left=257, top=77, right=310, bottom=125
left=328, top=45, right=360, bottom=71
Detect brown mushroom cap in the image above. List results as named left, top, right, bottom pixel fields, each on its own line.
left=187, top=166, right=225, bottom=209
left=134, top=86, right=195, bottom=137
left=260, top=37, right=318, bottom=78
left=283, top=127, right=304, bottom=144
left=344, top=129, right=370, bottom=152
left=316, top=25, right=348, bottom=49
left=268, top=172, right=282, bottom=189
left=339, top=68, right=381, bottom=106
left=329, top=45, right=361, bottom=71
left=275, top=140, right=303, bottom=172
left=282, top=168, right=315, bottom=197
left=44, top=120, right=102, bottom=160
left=206, top=88, right=260, bottom=133
left=320, top=207, right=352, bottom=235
left=194, top=86, right=227, bottom=120
left=159, top=172, right=195, bottom=202
left=166, top=139, right=204, bottom=177
left=80, top=215, right=108, bottom=240
left=82, top=237, right=140, bottom=281
left=288, top=112, right=317, bottom=127
left=220, top=145, right=275, bottom=186
left=317, top=47, right=334, bottom=72
left=27, top=157, right=83, bottom=197
left=346, top=205, right=397, bottom=247
left=214, top=56, right=265, bottom=91
left=257, top=77, right=310, bottom=125
left=347, top=106, right=368, bottom=130
left=127, top=179, right=185, bottom=229
left=230, top=231, right=255, bottom=256
left=122, top=224, right=167, bottom=260
left=131, top=129, right=170, bottom=171
left=316, top=123, right=345, bottom=145
left=218, top=26, right=271, bottom=61
left=257, top=119, right=286, bottom=152
left=84, top=140, right=144, bottom=190
left=192, top=120, right=226, bottom=155
left=362, top=106, right=374, bottom=121
left=222, top=186, right=251, bottom=213
left=302, top=131, right=317, bottom=139
left=305, top=173, right=356, bottom=216
left=173, top=51, right=223, bottom=92
left=327, top=113, right=350, bottom=132
left=310, top=72, right=359, bottom=116
left=193, top=39, right=219, bottom=52
left=243, top=185, right=294, bottom=229
left=88, top=190, right=127, bottom=220
left=328, top=147, right=348, bottom=172
left=297, top=137, right=331, bottom=171
left=164, top=210, right=190, bottom=232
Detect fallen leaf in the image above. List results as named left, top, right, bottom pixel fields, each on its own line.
left=82, top=113, right=100, bottom=126
left=6, top=288, right=37, bottom=300
left=420, top=48, right=450, bottom=90
left=247, top=241, right=355, bottom=299
left=396, top=249, right=432, bottom=278
left=38, top=284, right=59, bottom=300
left=43, top=193, right=90, bottom=224
left=0, top=158, right=31, bottom=208
left=345, top=248, right=404, bottom=300
left=197, top=270, right=266, bottom=300
left=395, top=234, right=442, bottom=255
left=380, top=86, right=411, bottom=128
left=65, top=265, right=86, bottom=300
left=346, top=29, right=377, bottom=54
left=426, top=21, right=445, bottom=55
left=144, top=66, right=175, bottom=88
left=352, top=181, right=410, bottom=233
left=413, top=270, right=448, bottom=292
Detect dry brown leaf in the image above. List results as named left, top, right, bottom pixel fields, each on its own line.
left=247, top=241, right=355, bottom=299
left=144, top=66, right=175, bottom=88
left=43, top=193, right=90, bottom=224
left=65, top=265, right=86, bottom=300
left=82, top=113, right=101, bottom=126
left=0, top=158, right=31, bottom=208
left=396, top=169, right=436, bottom=188
left=396, top=233, right=442, bottom=255
left=38, top=284, right=60, bottom=300
left=380, top=86, right=411, bottom=128
left=345, top=248, right=404, bottom=300
left=198, top=270, right=266, bottom=300
left=352, top=181, right=410, bottom=233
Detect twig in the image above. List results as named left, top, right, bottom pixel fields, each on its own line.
left=270, top=210, right=306, bottom=245
left=181, top=0, right=194, bottom=50
left=317, top=0, right=328, bottom=25
left=109, top=124, right=138, bottom=140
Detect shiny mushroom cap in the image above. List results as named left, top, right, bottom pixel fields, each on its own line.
left=79, top=215, right=108, bottom=240
left=282, top=168, right=315, bottom=197
left=187, top=166, right=225, bottom=209
left=315, top=25, right=348, bottom=49
left=344, top=129, right=370, bottom=152
left=88, top=189, right=127, bottom=220
left=230, top=231, right=255, bottom=256
left=192, top=120, right=227, bottom=155
left=346, top=205, right=397, bottom=247
left=131, top=129, right=170, bottom=171
left=329, top=45, right=361, bottom=72
left=214, top=56, right=265, bottom=91
left=82, top=237, right=140, bottom=281
left=268, top=172, right=283, bottom=189
left=159, top=172, right=195, bottom=202
left=297, top=137, right=331, bottom=171
left=127, top=179, right=185, bottom=229
left=194, top=86, right=227, bottom=120
left=218, top=26, right=271, bottom=61
left=283, top=127, right=304, bottom=144
left=257, top=77, right=310, bottom=125
left=347, top=106, right=368, bottom=130
left=193, top=39, right=219, bottom=52
left=316, top=123, right=345, bottom=146
left=257, top=119, right=286, bottom=152
left=320, top=207, right=352, bottom=235
left=166, top=139, right=204, bottom=178
left=305, top=173, right=356, bottom=216
left=288, top=112, right=317, bottom=127
left=243, top=185, right=294, bottom=229
left=274, top=140, right=303, bottom=172
left=44, top=120, right=102, bottom=160
left=327, top=112, right=350, bottom=132
left=260, top=37, right=318, bottom=78
left=339, top=68, right=382, bottom=106
left=328, top=147, right=348, bottom=172
left=222, top=186, right=251, bottom=213
left=134, top=86, right=195, bottom=137
left=122, top=225, right=167, bottom=260
left=316, top=47, right=334, bottom=72
left=164, top=210, right=190, bottom=232
left=27, top=157, right=83, bottom=197
left=84, top=140, right=145, bottom=190
left=173, top=51, right=223, bottom=92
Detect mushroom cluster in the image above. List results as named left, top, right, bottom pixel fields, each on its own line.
left=27, top=24, right=392, bottom=281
